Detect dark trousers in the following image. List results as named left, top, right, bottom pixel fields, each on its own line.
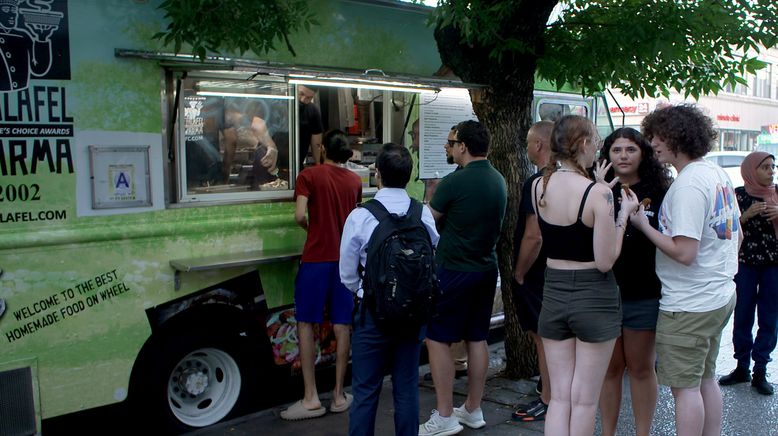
left=733, top=263, right=778, bottom=372
left=349, top=304, right=423, bottom=436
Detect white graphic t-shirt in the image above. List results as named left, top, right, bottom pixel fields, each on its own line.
left=656, top=160, right=740, bottom=312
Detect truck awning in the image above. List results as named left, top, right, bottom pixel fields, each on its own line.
left=115, top=49, right=482, bottom=93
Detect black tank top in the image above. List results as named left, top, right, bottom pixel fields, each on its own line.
left=535, top=181, right=596, bottom=262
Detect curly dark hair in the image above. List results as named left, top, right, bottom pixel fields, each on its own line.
left=600, top=127, right=672, bottom=191
left=641, top=104, right=717, bottom=160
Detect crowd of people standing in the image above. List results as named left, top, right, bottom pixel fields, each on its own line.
left=278, top=103, right=777, bottom=436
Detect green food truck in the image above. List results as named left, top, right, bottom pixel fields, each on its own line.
left=0, top=0, right=613, bottom=433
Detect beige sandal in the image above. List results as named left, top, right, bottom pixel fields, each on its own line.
left=280, top=400, right=326, bottom=421
left=329, top=392, right=353, bottom=413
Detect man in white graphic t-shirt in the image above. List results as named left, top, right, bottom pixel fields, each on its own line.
left=630, top=104, right=741, bottom=436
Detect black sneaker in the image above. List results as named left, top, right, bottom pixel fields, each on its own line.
left=751, top=371, right=774, bottom=396
left=511, top=398, right=547, bottom=422
left=719, top=366, right=751, bottom=386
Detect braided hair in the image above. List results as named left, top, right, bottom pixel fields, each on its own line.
left=539, top=115, right=596, bottom=207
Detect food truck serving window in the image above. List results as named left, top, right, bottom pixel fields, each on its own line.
left=174, top=73, right=403, bottom=203
left=177, top=76, right=294, bottom=202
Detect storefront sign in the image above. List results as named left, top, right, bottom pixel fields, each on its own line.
left=717, top=114, right=741, bottom=122
left=609, top=102, right=649, bottom=115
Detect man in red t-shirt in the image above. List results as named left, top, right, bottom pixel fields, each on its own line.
left=281, top=130, right=362, bottom=421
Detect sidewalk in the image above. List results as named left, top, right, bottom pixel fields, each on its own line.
left=188, top=314, right=778, bottom=436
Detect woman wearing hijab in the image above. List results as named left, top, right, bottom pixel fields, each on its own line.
left=719, top=151, right=778, bottom=395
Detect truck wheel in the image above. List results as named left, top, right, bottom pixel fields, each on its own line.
left=134, top=331, right=259, bottom=432
left=166, top=346, right=242, bottom=427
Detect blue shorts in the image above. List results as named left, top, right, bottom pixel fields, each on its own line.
left=622, top=297, right=660, bottom=331
left=294, top=261, right=354, bottom=324
left=426, top=267, right=498, bottom=343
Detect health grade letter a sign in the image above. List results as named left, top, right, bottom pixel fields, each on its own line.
left=109, top=164, right=134, bottom=200
left=89, top=146, right=151, bottom=209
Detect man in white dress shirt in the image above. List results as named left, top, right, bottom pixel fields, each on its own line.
left=340, top=142, right=439, bottom=436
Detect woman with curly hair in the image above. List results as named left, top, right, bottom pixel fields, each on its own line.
left=594, top=128, right=672, bottom=436
left=531, top=115, right=638, bottom=436
left=630, top=104, right=739, bottom=436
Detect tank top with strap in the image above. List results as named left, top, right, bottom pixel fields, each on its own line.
left=535, top=180, right=596, bottom=262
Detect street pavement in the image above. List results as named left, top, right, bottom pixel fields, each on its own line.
left=188, top=314, right=778, bottom=436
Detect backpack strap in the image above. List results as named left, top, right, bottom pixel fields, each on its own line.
left=407, top=198, right=423, bottom=221
left=359, top=199, right=392, bottom=222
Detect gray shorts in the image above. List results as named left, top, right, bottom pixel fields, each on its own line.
left=622, top=297, right=660, bottom=330
left=538, top=268, right=621, bottom=343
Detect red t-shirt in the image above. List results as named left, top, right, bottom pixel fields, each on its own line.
left=294, top=164, right=362, bottom=262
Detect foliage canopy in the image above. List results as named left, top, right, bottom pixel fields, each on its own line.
left=432, top=0, right=778, bottom=99
left=154, top=0, right=317, bottom=60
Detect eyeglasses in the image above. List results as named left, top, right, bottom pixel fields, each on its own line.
left=446, top=139, right=462, bottom=146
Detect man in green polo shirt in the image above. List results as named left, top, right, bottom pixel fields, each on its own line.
left=419, top=120, right=507, bottom=436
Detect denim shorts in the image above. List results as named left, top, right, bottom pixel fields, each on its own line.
left=622, top=298, right=660, bottom=330
left=426, top=267, right=498, bottom=343
left=538, top=268, right=621, bottom=343
left=294, top=261, right=354, bottom=324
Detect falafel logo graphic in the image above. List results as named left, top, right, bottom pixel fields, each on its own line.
left=0, top=0, right=66, bottom=91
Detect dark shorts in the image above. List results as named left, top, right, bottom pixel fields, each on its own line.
left=294, top=261, right=354, bottom=324
left=512, top=279, right=544, bottom=333
left=426, top=267, right=498, bottom=343
left=538, top=268, right=621, bottom=343
left=622, top=297, right=660, bottom=330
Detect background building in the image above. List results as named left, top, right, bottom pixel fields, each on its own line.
left=607, top=46, right=778, bottom=156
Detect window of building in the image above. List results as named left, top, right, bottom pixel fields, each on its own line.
left=754, top=64, right=771, bottom=99
left=724, top=73, right=751, bottom=95
left=719, top=129, right=760, bottom=152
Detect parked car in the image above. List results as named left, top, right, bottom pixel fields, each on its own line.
left=704, top=151, right=750, bottom=188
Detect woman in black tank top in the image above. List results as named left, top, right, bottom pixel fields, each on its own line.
left=532, top=115, right=638, bottom=436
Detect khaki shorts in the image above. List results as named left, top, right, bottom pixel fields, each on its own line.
left=655, top=293, right=736, bottom=388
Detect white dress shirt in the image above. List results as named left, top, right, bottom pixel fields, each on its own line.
left=339, top=187, right=440, bottom=297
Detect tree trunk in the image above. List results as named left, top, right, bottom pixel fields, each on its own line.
left=434, top=24, right=542, bottom=378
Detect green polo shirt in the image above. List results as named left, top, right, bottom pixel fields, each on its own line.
left=430, top=159, right=507, bottom=271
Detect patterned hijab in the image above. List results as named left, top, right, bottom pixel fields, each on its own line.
left=741, top=151, right=778, bottom=237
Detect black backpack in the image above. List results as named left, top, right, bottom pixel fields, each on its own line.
left=359, top=199, right=438, bottom=331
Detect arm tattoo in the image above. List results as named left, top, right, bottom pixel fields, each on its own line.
left=603, top=191, right=614, bottom=217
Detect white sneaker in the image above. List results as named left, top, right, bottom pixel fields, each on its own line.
left=453, top=404, right=486, bottom=429
left=418, top=409, right=464, bottom=436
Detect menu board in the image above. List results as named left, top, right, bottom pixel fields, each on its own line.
left=418, top=88, right=478, bottom=179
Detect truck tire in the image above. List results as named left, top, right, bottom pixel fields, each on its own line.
left=133, top=330, right=259, bottom=433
